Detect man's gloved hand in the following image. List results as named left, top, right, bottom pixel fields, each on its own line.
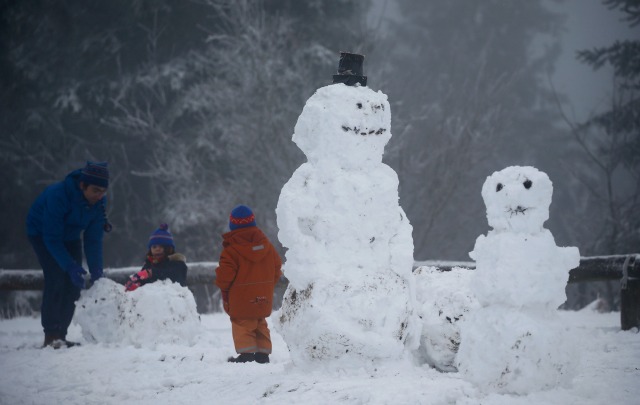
left=66, top=264, right=87, bottom=289
left=90, top=268, right=104, bottom=283
left=221, top=290, right=229, bottom=314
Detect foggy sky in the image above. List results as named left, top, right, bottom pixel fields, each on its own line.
left=545, top=0, right=638, bottom=121
left=370, top=0, right=639, bottom=122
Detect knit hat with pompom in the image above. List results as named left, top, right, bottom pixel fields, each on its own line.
left=80, top=161, right=109, bottom=188
left=148, top=223, right=175, bottom=249
left=229, top=205, right=256, bottom=230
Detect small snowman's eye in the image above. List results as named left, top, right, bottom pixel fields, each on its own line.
left=523, top=180, right=532, bottom=189
left=496, top=183, right=503, bottom=192
left=356, top=103, right=363, bottom=109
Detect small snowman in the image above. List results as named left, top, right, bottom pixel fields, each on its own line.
left=276, top=53, right=418, bottom=368
left=456, top=166, right=580, bottom=393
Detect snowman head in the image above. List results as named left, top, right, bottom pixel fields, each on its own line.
left=481, top=166, right=553, bottom=233
left=292, top=84, right=391, bottom=168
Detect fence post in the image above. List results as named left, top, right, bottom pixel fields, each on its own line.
left=620, top=255, right=640, bottom=331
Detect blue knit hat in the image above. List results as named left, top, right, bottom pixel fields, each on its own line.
left=80, top=161, right=109, bottom=188
left=148, top=223, right=175, bottom=249
left=229, top=205, right=256, bottom=230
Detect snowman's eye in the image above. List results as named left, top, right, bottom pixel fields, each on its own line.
left=356, top=103, right=363, bottom=109
left=523, top=180, right=532, bottom=189
left=496, top=183, right=503, bottom=192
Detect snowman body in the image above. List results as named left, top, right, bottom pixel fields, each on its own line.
left=276, top=84, right=417, bottom=367
left=456, top=166, right=579, bottom=393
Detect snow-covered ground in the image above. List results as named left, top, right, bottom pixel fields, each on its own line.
left=0, top=301, right=637, bottom=405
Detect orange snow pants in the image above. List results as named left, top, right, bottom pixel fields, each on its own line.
left=230, top=317, right=272, bottom=354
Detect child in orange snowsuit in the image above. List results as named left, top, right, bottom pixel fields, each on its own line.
left=215, top=205, right=282, bottom=364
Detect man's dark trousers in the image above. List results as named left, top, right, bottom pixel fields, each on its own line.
left=29, top=236, right=82, bottom=338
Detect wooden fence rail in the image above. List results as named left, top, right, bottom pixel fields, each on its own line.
left=1, top=255, right=638, bottom=330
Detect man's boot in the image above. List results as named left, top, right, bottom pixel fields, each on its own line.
left=60, top=334, right=81, bottom=348
left=255, top=353, right=270, bottom=364
left=42, top=333, right=63, bottom=349
left=227, top=353, right=255, bottom=363
left=63, top=340, right=80, bottom=348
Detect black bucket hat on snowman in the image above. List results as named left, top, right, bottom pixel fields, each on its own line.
left=332, top=51, right=367, bottom=87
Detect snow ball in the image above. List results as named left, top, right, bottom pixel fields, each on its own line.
left=456, top=307, right=578, bottom=394
left=481, top=166, right=552, bottom=233
left=292, top=83, right=391, bottom=168
left=413, top=266, right=478, bottom=371
left=469, top=231, right=578, bottom=309
left=75, top=278, right=201, bottom=347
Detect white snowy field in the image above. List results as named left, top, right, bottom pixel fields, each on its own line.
left=0, top=305, right=638, bottom=405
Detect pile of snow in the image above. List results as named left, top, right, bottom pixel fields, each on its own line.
left=275, top=83, right=417, bottom=367
left=456, top=166, right=581, bottom=394
left=75, top=278, right=201, bottom=348
left=413, top=265, right=478, bottom=371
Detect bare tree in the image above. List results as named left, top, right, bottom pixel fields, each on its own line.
left=552, top=0, right=639, bottom=255
left=374, top=0, right=564, bottom=260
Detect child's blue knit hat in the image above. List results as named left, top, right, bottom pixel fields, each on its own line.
left=148, top=223, right=175, bottom=249
left=229, top=205, right=256, bottom=230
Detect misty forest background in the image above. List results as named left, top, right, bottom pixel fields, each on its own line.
left=1, top=0, right=638, bottom=310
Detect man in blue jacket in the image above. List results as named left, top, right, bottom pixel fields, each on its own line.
left=26, top=161, right=111, bottom=348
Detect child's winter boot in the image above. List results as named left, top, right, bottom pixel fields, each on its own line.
left=255, top=353, right=269, bottom=364
left=227, top=353, right=255, bottom=363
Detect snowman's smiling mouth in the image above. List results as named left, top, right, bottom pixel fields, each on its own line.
left=506, top=206, right=529, bottom=216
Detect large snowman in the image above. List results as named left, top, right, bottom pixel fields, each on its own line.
left=456, top=166, right=580, bottom=393
left=275, top=53, right=417, bottom=368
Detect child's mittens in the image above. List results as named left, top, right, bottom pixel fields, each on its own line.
left=124, top=280, right=139, bottom=292
left=137, top=268, right=152, bottom=280
left=221, top=290, right=229, bottom=314
left=124, top=268, right=152, bottom=292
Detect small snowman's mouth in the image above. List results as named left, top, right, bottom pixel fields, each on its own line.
left=506, top=206, right=529, bottom=217
left=341, top=125, right=387, bottom=136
